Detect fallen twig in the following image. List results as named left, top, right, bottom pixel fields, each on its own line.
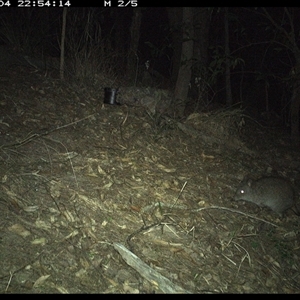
left=113, top=242, right=191, bottom=294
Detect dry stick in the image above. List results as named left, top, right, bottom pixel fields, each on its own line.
left=193, top=206, right=278, bottom=227
left=42, top=137, right=79, bottom=190
left=5, top=272, right=13, bottom=292
left=0, top=252, right=44, bottom=289
left=119, top=106, right=129, bottom=142
left=171, top=181, right=187, bottom=210
left=1, top=116, right=93, bottom=190
left=113, top=242, right=190, bottom=294
left=0, top=114, right=95, bottom=149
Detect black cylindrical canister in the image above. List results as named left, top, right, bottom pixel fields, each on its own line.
left=104, top=88, right=120, bottom=105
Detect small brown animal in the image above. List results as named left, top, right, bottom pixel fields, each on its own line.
left=233, top=177, right=299, bottom=216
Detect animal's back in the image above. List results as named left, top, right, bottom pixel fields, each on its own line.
left=234, top=177, right=295, bottom=215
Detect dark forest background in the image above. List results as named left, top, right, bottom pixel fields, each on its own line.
left=1, top=7, right=300, bottom=142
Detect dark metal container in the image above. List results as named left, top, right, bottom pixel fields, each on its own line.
left=104, top=87, right=120, bottom=105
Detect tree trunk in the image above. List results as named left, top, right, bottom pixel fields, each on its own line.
left=60, top=7, right=67, bottom=81
left=224, top=7, right=233, bottom=106
left=167, top=7, right=183, bottom=87
left=126, top=7, right=142, bottom=85
left=174, top=7, right=194, bottom=116
left=113, top=8, right=127, bottom=71
left=191, top=7, right=210, bottom=106
left=260, top=7, right=300, bottom=142
left=290, top=61, right=300, bottom=143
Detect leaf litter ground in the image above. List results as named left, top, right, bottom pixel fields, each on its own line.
left=0, top=66, right=299, bottom=293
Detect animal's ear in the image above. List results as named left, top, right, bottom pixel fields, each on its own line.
left=242, top=174, right=251, bottom=182
left=241, top=175, right=253, bottom=186
left=247, top=178, right=253, bottom=187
